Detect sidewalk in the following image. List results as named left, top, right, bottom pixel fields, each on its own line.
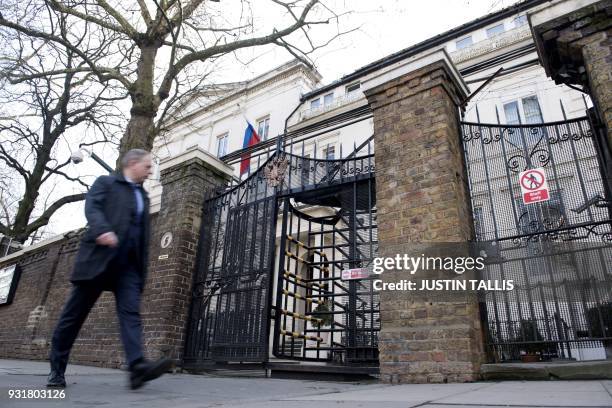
left=0, top=359, right=611, bottom=407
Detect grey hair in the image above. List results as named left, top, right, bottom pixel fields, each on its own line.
left=121, top=149, right=150, bottom=167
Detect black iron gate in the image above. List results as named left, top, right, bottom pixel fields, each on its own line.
left=183, top=164, right=278, bottom=365
left=461, top=116, right=612, bottom=362
left=273, top=181, right=379, bottom=365
left=184, top=139, right=379, bottom=368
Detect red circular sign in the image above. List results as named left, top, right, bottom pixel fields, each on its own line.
left=520, top=169, right=545, bottom=191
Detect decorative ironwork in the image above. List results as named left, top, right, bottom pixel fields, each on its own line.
left=461, top=120, right=594, bottom=173
left=462, top=116, right=612, bottom=363
left=184, top=138, right=378, bottom=368
left=273, top=193, right=379, bottom=365
left=263, top=155, right=289, bottom=187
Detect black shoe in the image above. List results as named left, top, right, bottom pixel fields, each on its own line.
left=46, top=370, right=66, bottom=388
left=129, top=358, right=173, bottom=390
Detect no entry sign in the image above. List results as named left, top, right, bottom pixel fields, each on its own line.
left=519, top=167, right=550, bottom=204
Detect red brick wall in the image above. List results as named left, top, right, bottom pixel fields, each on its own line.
left=0, top=156, right=229, bottom=369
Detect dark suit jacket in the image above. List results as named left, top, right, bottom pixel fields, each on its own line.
left=71, top=173, right=150, bottom=287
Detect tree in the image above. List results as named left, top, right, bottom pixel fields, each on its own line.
left=0, top=0, right=349, bottom=168
left=0, top=4, right=127, bottom=242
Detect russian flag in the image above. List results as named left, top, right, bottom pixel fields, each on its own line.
left=240, top=121, right=260, bottom=175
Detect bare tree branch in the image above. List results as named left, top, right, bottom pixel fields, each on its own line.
left=158, top=0, right=322, bottom=98
left=93, top=0, right=139, bottom=38
left=23, top=192, right=86, bottom=238
left=47, top=0, right=130, bottom=36
left=136, top=0, right=153, bottom=26
left=0, top=14, right=132, bottom=88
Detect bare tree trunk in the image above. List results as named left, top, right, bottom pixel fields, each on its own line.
left=117, top=44, right=160, bottom=168
left=11, top=148, right=50, bottom=242
left=121, top=113, right=156, bottom=158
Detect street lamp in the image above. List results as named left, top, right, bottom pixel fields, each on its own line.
left=70, top=144, right=114, bottom=174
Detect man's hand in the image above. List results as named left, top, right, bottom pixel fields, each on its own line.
left=96, top=232, right=118, bottom=247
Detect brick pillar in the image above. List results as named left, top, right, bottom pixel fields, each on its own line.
left=530, top=0, right=612, bottom=145
left=363, top=50, right=485, bottom=383
left=582, top=30, right=612, bottom=145
left=143, top=148, right=232, bottom=365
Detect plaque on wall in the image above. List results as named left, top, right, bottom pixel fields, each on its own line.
left=0, top=264, right=21, bottom=306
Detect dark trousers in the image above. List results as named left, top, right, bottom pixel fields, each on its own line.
left=50, top=223, right=144, bottom=372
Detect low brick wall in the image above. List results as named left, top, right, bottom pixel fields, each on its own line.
left=0, top=215, right=162, bottom=369
left=0, top=151, right=231, bottom=369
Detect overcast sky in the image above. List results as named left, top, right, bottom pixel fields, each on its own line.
left=45, top=0, right=518, bottom=240
left=231, top=0, right=517, bottom=82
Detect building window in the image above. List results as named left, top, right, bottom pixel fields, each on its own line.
left=503, top=95, right=544, bottom=125
left=455, top=36, right=473, bottom=50
left=503, top=96, right=545, bottom=146
left=514, top=15, right=528, bottom=27
left=216, top=133, right=228, bottom=157
left=323, top=145, right=335, bottom=160
left=346, top=82, right=360, bottom=94
left=323, top=92, right=334, bottom=106
left=257, top=116, right=270, bottom=141
left=486, top=23, right=505, bottom=38
left=310, top=98, right=320, bottom=109
left=503, top=101, right=521, bottom=125
left=522, top=95, right=544, bottom=124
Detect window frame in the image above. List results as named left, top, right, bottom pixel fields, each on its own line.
left=503, top=101, right=521, bottom=125
left=345, top=82, right=360, bottom=94
left=257, top=116, right=270, bottom=141
left=310, top=98, right=321, bottom=109
left=323, top=145, right=335, bottom=160
left=323, top=92, right=334, bottom=106
left=502, top=95, right=544, bottom=125
left=216, top=132, right=229, bottom=157
left=521, top=95, right=544, bottom=125
left=455, top=36, right=473, bottom=50
left=513, top=15, right=528, bottom=27
left=486, top=23, right=505, bottom=38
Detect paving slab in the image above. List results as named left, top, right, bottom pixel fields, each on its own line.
left=0, top=359, right=376, bottom=408
left=1, top=359, right=611, bottom=408
left=435, top=380, right=612, bottom=407
left=284, top=382, right=492, bottom=403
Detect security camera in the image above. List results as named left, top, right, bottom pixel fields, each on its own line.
left=70, top=150, right=84, bottom=164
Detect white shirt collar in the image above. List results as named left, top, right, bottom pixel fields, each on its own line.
left=123, top=173, right=135, bottom=184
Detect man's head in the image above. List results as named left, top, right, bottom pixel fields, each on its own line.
left=122, top=149, right=153, bottom=184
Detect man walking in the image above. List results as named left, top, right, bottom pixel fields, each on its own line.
left=47, top=149, right=172, bottom=389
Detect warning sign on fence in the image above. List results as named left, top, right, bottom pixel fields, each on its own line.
left=519, top=167, right=550, bottom=204
left=341, top=268, right=370, bottom=281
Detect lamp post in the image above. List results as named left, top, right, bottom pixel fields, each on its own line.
left=70, top=144, right=113, bottom=174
